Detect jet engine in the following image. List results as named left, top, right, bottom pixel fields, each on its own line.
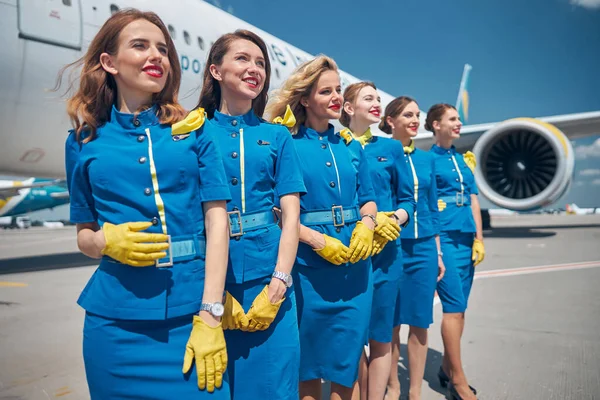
left=472, top=118, right=574, bottom=211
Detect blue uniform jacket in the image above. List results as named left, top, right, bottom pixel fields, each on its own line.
left=430, top=144, right=478, bottom=233
left=207, top=110, right=306, bottom=284
left=65, top=105, right=231, bottom=320
left=293, top=124, right=376, bottom=269
left=402, top=147, right=440, bottom=239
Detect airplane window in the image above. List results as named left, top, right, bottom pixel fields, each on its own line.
left=184, top=31, right=191, bottom=45
left=197, top=37, right=205, bottom=50
left=110, top=4, right=119, bottom=14
left=275, top=68, right=280, bottom=79
left=62, top=0, right=72, bottom=6
left=168, top=24, right=176, bottom=39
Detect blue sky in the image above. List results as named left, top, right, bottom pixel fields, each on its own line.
left=18, top=0, right=600, bottom=220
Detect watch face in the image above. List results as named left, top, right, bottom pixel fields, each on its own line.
left=212, top=303, right=224, bottom=317
left=286, top=275, right=293, bottom=287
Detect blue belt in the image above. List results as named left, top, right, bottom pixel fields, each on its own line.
left=439, top=193, right=471, bottom=207
left=156, top=233, right=206, bottom=268
left=300, top=205, right=360, bottom=227
left=228, top=209, right=277, bottom=237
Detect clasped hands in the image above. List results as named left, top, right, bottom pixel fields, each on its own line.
left=222, top=280, right=285, bottom=332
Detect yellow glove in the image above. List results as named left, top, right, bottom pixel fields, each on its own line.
left=374, top=211, right=401, bottom=241
left=472, top=238, right=485, bottom=267
left=438, top=199, right=447, bottom=212
left=348, top=221, right=374, bottom=263
left=222, top=292, right=249, bottom=330
left=182, top=316, right=228, bottom=393
left=314, top=234, right=350, bottom=266
left=101, top=222, right=169, bottom=267
left=244, top=285, right=284, bottom=332
left=371, top=233, right=389, bottom=256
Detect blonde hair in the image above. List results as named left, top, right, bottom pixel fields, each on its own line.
left=265, top=55, right=338, bottom=132
left=340, top=81, right=377, bottom=128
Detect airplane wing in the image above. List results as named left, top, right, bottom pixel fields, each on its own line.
left=0, top=179, right=65, bottom=199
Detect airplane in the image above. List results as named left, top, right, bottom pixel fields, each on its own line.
left=0, top=178, right=70, bottom=217
left=1, top=0, right=599, bottom=220
left=565, top=203, right=600, bottom=215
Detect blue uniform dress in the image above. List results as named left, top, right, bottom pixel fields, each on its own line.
left=292, top=124, right=376, bottom=388
left=394, top=144, right=440, bottom=329
left=430, top=144, right=478, bottom=313
left=64, top=106, right=232, bottom=399
left=353, top=132, right=415, bottom=343
left=206, top=110, right=306, bottom=400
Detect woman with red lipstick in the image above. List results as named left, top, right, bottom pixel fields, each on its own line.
left=426, top=104, right=484, bottom=400
left=182, top=30, right=306, bottom=400
left=340, top=83, right=415, bottom=400
left=380, top=96, right=445, bottom=400
left=61, top=9, right=231, bottom=399
left=266, top=56, right=378, bottom=400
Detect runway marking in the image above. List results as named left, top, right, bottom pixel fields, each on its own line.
left=433, top=260, right=600, bottom=306
left=0, top=281, right=28, bottom=287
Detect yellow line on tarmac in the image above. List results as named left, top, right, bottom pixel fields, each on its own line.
left=0, top=281, right=28, bottom=287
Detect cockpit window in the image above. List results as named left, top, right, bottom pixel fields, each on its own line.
left=110, top=4, right=119, bottom=14
left=168, top=24, right=176, bottom=39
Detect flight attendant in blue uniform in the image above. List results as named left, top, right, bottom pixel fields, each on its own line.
left=340, top=82, right=415, bottom=400
left=266, top=56, right=378, bottom=400
left=186, top=30, right=305, bottom=400
left=380, top=96, right=446, bottom=400
left=62, top=10, right=231, bottom=399
left=426, top=103, right=485, bottom=400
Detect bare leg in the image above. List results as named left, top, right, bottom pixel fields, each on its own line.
left=441, top=313, right=475, bottom=400
left=300, top=379, right=322, bottom=400
left=331, top=382, right=355, bottom=400
left=385, top=325, right=401, bottom=400
left=407, top=326, right=428, bottom=400
left=367, top=339, right=392, bottom=400
left=354, top=350, right=368, bottom=400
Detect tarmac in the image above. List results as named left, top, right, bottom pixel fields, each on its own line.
left=1, top=214, right=599, bottom=399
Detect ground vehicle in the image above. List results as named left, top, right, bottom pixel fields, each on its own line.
left=0, top=216, right=32, bottom=229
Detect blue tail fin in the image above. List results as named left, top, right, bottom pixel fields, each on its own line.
left=456, top=64, right=472, bottom=123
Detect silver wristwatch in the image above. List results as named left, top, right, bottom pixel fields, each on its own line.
left=272, top=270, right=293, bottom=288
left=199, top=302, right=224, bottom=317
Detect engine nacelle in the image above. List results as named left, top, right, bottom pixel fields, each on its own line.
left=472, top=118, right=574, bottom=211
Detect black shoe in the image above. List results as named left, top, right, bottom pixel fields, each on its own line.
left=438, top=367, right=477, bottom=394
left=446, top=382, right=478, bottom=399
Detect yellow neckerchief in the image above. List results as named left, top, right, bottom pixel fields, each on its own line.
left=339, top=128, right=353, bottom=145
left=171, top=108, right=205, bottom=136
left=272, top=105, right=296, bottom=128
left=463, top=151, right=476, bottom=172
left=351, top=128, right=373, bottom=147
left=404, top=140, right=415, bottom=154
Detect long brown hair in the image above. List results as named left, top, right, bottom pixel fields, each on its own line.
left=265, top=55, right=338, bottom=132
left=340, top=81, right=377, bottom=128
left=196, top=30, right=271, bottom=119
left=379, top=96, right=417, bottom=135
left=56, top=9, right=186, bottom=143
left=424, top=103, right=455, bottom=134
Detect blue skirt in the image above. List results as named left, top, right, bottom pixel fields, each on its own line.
left=224, top=276, right=299, bottom=400
left=396, top=236, right=438, bottom=328
left=83, top=312, right=230, bottom=399
left=369, top=241, right=402, bottom=343
left=293, top=259, right=373, bottom=388
left=436, top=231, right=475, bottom=313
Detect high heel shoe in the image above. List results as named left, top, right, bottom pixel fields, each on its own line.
left=437, top=366, right=477, bottom=394
left=446, top=382, right=478, bottom=400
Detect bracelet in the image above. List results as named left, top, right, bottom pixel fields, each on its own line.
left=361, top=213, right=377, bottom=227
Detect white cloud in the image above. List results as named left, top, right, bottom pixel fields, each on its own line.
left=579, top=168, right=600, bottom=176
left=593, top=179, right=600, bottom=185
left=570, top=0, right=600, bottom=9
left=575, top=138, right=600, bottom=159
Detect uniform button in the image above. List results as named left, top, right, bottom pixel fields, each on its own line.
left=139, top=156, right=147, bottom=164
left=144, top=188, right=152, bottom=195
left=151, top=217, right=159, bottom=225
left=336, top=227, right=342, bottom=233
left=232, top=120, right=238, bottom=126
left=326, top=162, right=332, bottom=167
left=452, top=169, right=456, bottom=171
left=321, top=144, right=327, bottom=149
left=231, top=133, right=237, bottom=138
left=319, top=136, right=323, bottom=140
left=329, top=181, right=336, bottom=188
left=231, top=178, right=239, bottom=185
left=137, top=135, right=145, bottom=142
left=455, top=179, right=459, bottom=182
left=232, top=152, right=238, bottom=159
left=133, top=119, right=141, bottom=127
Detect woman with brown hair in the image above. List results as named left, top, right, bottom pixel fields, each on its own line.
left=425, top=103, right=484, bottom=400
left=266, top=56, right=377, bottom=400
left=182, top=29, right=305, bottom=400
left=340, top=83, right=415, bottom=400
left=62, top=9, right=231, bottom=398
